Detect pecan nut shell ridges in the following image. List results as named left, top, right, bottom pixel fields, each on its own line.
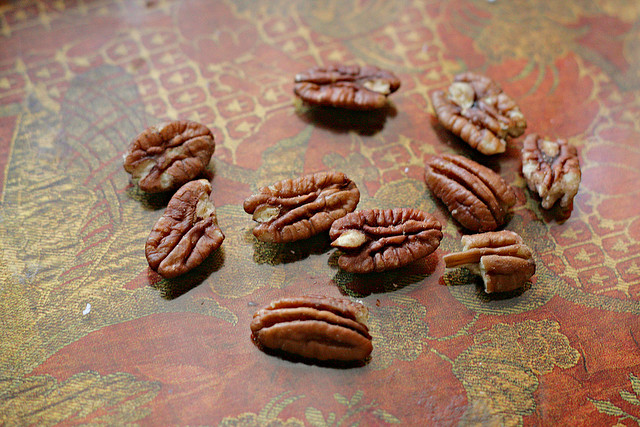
left=123, top=120, right=215, bottom=193
left=330, top=208, right=443, bottom=273
left=443, top=230, right=536, bottom=293
left=146, top=179, right=224, bottom=278
left=251, top=295, right=373, bottom=362
left=243, top=171, right=360, bottom=243
left=425, top=154, right=516, bottom=232
left=522, top=133, right=581, bottom=210
left=431, top=72, right=526, bottom=155
left=294, top=64, right=401, bottom=110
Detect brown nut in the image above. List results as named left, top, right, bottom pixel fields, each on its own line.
left=123, top=120, right=215, bottom=193
left=294, top=64, right=401, bottom=110
left=145, top=179, right=224, bottom=278
left=443, top=230, right=535, bottom=293
left=243, top=171, right=360, bottom=243
left=522, top=134, right=581, bottom=210
left=329, top=208, right=443, bottom=273
left=250, top=295, right=372, bottom=362
left=424, top=154, right=516, bottom=232
left=431, top=72, right=526, bottom=155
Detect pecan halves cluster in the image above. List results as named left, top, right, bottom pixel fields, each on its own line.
left=329, top=208, right=443, bottom=273
left=250, top=295, right=373, bottom=363
left=294, top=64, right=401, bottom=110
left=431, top=72, right=526, bottom=155
left=522, top=133, right=581, bottom=210
left=123, top=120, right=215, bottom=193
left=146, top=179, right=224, bottom=278
left=425, top=154, right=516, bottom=232
left=443, top=230, right=535, bottom=293
left=243, top=171, right=360, bottom=243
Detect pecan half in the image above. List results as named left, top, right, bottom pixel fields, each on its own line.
left=443, top=230, right=535, bottom=293
left=294, top=64, right=401, bottom=110
left=522, top=134, right=581, bottom=210
left=250, top=295, right=372, bottom=362
left=243, top=171, right=360, bottom=243
left=431, top=72, right=526, bottom=155
left=146, top=179, right=224, bottom=278
left=123, top=120, right=215, bottom=193
left=329, top=208, right=443, bottom=273
left=424, top=154, right=516, bottom=232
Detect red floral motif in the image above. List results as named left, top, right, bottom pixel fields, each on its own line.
left=177, top=0, right=259, bottom=66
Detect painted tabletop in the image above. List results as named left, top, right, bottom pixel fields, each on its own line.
left=1, top=0, right=640, bottom=425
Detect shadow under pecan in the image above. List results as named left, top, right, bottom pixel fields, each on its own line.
left=443, top=230, right=535, bottom=294
left=431, top=72, right=526, bottom=155
left=145, top=179, right=224, bottom=278
left=425, top=154, right=516, bottom=232
left=243, top=171, right=360, bottom=243
left=329, top=208, right=443, bottom=274
left=522, top=133, right=581, bottom=211
left=294, top=64, right=401, bottom=110
left=250, top=295, right=373, bottom=363
left=123, top=120, right=215, bottom=193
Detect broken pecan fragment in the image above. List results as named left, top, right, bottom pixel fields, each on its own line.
left=146, top=179, right=224, bottom=278
left=443, top=230, right=535, bottom=293
left=329, top=208, right=443, bottom=273
left=243, top=171, right=360, bottom=243
left=425, top=154, right=516, bottom=232
left=294, top=64, right=401, bottom=110
left=522, top=134, right=581, bottom=210
left=431, top=72, right=526, bottom=155
left=123, top=120, right=215, bottom=193
left=250, top=295, right=372, bottom=362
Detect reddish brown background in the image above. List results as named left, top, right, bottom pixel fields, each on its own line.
left=1, top=0, right=640, bottom=425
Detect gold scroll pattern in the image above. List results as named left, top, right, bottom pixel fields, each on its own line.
left=218, top=391, right=401, bottom=426
left=0, top=371, right=160, bottom=425
left=453, top=320, right=580, bottom=426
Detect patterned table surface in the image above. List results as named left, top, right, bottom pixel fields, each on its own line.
left=2, top=1, right=640, bottom=425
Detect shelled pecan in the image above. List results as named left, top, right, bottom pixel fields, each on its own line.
left=424, top=154, right=516, bottom=232
left=243, top=171, right=360, bottom=243
left=522, top=134, right=581, bottom=210
left=146, top=179, right=224, bottom=278
left=443, top=230, right=535, bottom=293
left=123, top=120, right=215, bottom=193
left=431, top=72, right=526, bottom=155
left=294, top=64, right=401, bottom=110
left=250, top=295, right=373, bottom=362
left=329, top=208, right=442, bottom=273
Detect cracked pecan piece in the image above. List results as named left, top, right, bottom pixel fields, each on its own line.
left=425, top=154, right=516, bottom=232
left=243, top=171, right=360, bottom=243
left=294, top=64, right=401, bottom=110
left=443, top=230, right=535, bottom=293
left=329, top=208, right=443, bottom=273
left=431, top=72, right=526, bottom=155
left=146, top=179, right=224, bottom=278
left=522, top=134, right=581, bottom=210
left=250, top=295, right=372, bottom=363
left=123, top=120, right=215, bottom=193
